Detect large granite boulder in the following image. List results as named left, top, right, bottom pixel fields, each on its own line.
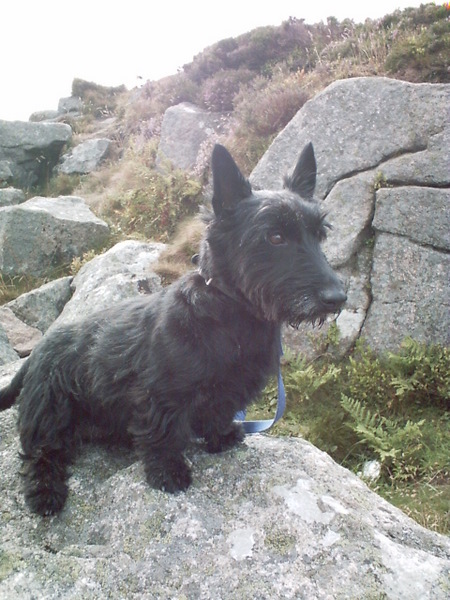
left=0, top=325, right=19, bottom=365
left=28, top=109, right=61, bottom=123
left=58, top=95, right=83, bottom=115
left=57, top=138, right=111, bottom=175
left=0, top=120, right=72, bottom=188
left=0, top=241, right=164, bottom=360
left=52, top=239, right=165, bottom=328
left=0, top=196, right=109, bottom=277
left=251, top=77, right=450, bottom=354
left=0, top=187, right=25, bottom=207
left=0, top=389, right=448, bottom=599
left=3, top=276, right=73, bottom=334
left=0, top=277, right=73, bottom=360
left=157, top=102, right=227, bottom=172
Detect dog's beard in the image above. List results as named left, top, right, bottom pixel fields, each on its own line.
left=243, top=287, right=328, bottom=329
left=287, top=294, right=343, bottom=329
left=288, top=313, right=327, bottom=329
left=253, top=291, right=336, bottom=329
left=237, top=271, right=342, bottom=328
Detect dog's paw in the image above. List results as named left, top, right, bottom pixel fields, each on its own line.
left=24, top=480, right=68, bottom=516
left=146, top=457, right=192, bottom=494
left=205, top=422, right=245, bottom=454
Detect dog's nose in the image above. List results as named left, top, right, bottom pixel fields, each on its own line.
left=319, top=287, right=347, bottom=312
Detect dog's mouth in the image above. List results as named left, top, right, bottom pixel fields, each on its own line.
left=285, top=296, right=345, bottom=330
left=288, top=312, right=329, bottom=330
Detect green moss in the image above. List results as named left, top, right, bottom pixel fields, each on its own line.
left=0, top=550, right=25, bottom=581
left=264, top=528, right=297, bottom=555
left=140, top=510, right=171, bottom=542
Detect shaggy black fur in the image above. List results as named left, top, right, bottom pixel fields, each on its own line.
left=0, top=143, right=346, bottom=516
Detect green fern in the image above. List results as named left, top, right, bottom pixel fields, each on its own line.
left=388, top=338, right=450, bottom=408
left=284, top=361, right=341, bottom=400
left=340, top=395, right=426, bottom=479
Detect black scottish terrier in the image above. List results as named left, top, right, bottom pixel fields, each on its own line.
left=0, top=143, right=346, bottom=516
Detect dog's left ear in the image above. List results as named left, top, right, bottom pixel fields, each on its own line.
left=211, top=144, right=252, bottom=215
left=284, top=142, right=317, bottom=200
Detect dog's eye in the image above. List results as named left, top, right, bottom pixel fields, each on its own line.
left=268, top=232, right=286, bottom=246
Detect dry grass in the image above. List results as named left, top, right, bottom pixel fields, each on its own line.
left=153, top=216, right=205, bottom=284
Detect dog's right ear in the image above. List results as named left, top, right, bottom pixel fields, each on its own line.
left=211, top=144, right=252, bottom=215
left=284, top=142, right=317, bottom=200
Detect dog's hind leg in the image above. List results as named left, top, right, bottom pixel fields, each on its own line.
left=20, top=447, right=71, bottom=516
left=18, top=386, right=75, bottom=516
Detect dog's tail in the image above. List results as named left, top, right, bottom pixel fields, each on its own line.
left=0, top=361, right=28, bottom=410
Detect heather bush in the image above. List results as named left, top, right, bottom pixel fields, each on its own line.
left=72, top=78, right=127, bottom=118
left=201, top=68, right=255, bottom=112
left=223, top=72, right=309, bottom=172
left=183, top=40, right=232, bottom=83
left=385, top=20, right=450, bottom=82
left=185, top=18, right=311, bottom=84
left=234, top=72, right=308, bottom=137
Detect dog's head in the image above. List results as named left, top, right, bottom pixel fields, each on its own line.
left=199, top=143, right=346, bottom=327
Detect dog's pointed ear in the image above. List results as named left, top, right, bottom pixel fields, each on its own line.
left=211, top=144, right=252, bottom=215
left=284, top=142, right=317, bottom=200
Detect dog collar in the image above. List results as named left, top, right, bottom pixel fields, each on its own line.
left=197, top=268, right=254, bottom=312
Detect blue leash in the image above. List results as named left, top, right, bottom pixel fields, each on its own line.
left=234, top=341, right=286, bottom=434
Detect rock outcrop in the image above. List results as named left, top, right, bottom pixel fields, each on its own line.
left=251, top=77, right=450, bottom=354
left=157, top=102, right=227, bottom=172
left=3, top=276, right=73, bottom=334
left=53, top=240, right=165, bottom=328
left=0, top=188, right=25, bottom=207
left=0, top=393, right=449, bottom=599
left=0, top=277, right=73, bottom=361
left=57, top=138, right=112, bottom=175
left=0, top=241, right=164, bottom=362
left=0, top=119, right=72, bottom=188
left=0, top=196, right=109, bottom=277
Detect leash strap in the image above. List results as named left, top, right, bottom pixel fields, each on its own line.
left=234, top=341, right=286, bottom=434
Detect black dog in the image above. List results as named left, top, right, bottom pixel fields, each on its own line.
left=0, top=143, right=346, bottom=516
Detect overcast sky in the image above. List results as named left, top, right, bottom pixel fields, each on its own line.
left=1, top=0, right=430, bottom=121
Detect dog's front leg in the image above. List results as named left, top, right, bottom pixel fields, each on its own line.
left=193, top=398, right=245, bottom=454
left=129, top=401, right=193, bottom=493
left=203, top=421, right=245, bottom=454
